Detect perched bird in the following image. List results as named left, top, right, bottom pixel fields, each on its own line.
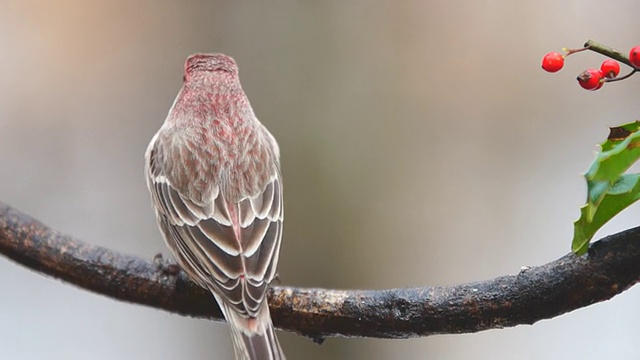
left=145, top=53, right=285, bottom=360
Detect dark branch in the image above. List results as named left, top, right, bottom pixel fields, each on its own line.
left=1, top=201, right=639, bottom=343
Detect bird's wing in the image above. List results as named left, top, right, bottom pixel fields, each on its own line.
left=146, top=134, right=283, bottom=317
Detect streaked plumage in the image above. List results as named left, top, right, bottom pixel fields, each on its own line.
left=145, top=53, right=285, bottom=360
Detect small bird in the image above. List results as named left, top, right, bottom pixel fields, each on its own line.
left=145, top=53, right=285, bottom=360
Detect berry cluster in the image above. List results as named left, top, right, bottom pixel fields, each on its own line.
left=542, top=43, right=640, bottom=91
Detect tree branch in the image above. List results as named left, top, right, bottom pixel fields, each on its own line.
left=1, top=201, right=639, bottom=343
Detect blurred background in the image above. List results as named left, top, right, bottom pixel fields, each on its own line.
left=2, top=1, right=640, bottom=359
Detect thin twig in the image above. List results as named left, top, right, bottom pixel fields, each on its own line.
left=584, top=39, right=637, bottom=69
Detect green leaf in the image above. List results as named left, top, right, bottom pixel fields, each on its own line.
left=572, top=120, right=640, bottom=255
left=573, top=173, right=640, bottom=255
left=584, top=122, right=640, bottom=206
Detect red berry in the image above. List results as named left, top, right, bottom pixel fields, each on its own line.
left=600, top=59, right=620, bottom=79
left=577, top=68, right=603, bottom=91
left=630, top=46, right=640, bottom=68
left=542, top=52, right=564, bottom=72
left=594, top=79, right=605, bottom=91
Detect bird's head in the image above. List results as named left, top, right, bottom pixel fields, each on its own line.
left=184, top=53, right=238, bottom=80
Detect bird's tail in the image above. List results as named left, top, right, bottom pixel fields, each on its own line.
left=220, top=300, right=286, bottom=360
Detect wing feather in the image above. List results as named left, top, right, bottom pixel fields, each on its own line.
left=146, top=136, right=283, bottom=317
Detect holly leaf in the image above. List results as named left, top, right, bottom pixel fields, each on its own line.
left=572, top=121, right=640, bottom=255
left=573, top=174, right=640, bottom=254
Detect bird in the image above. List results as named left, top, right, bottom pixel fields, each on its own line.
left=145, top=53, right=285, bottom=360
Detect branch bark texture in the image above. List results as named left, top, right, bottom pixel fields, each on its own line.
left=1, top=201, right=639, bottom=342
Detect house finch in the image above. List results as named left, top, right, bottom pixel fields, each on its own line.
left=145, top=53, right=285, bottom=360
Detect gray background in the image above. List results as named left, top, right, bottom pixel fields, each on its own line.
left=2, top=1, right=640, bottom=359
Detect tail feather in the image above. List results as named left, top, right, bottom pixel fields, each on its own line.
left=220, top=301, right=286, bottom=360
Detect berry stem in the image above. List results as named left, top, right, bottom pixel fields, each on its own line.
left=563, top=46, right=589, bottom=56
left=604, top=69, right=636, bottom=83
